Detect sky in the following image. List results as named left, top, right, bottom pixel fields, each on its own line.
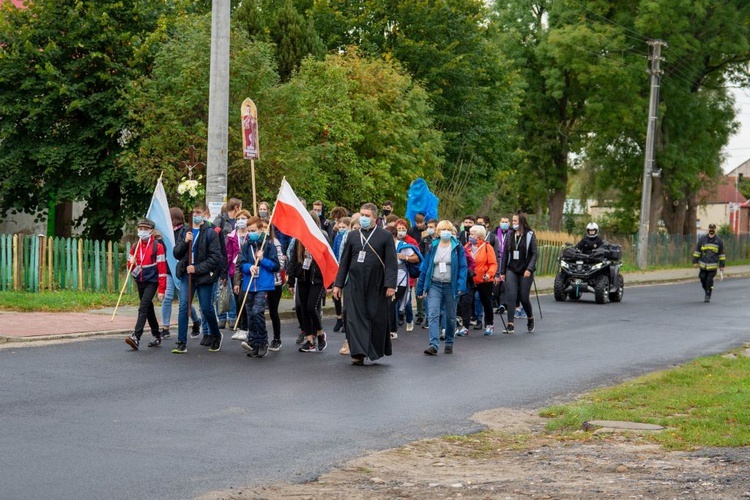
left=723, top=87, right=750, bottom=173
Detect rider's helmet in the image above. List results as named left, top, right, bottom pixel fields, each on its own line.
left=586, top=222, right=599, bottom=239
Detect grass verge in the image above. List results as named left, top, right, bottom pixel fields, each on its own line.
left=0, top=290, right=140, bottom=312
left=539, top=347, right=750, bottom=450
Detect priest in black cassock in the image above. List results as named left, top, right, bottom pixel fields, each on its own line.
left=333, top=203, right=398, bottom=365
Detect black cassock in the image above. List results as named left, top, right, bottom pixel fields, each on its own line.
left=334, top=226, right=398, bottom=361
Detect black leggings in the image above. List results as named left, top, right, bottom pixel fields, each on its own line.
left=389, top=286, right=407, bottom=333
left=505, top=270, right=533, bottom=325
left=297, top=281, right=324, bottom=336
left=267, top=284, right=283, bottom=340
left=475, top=282, right=494, bottom=326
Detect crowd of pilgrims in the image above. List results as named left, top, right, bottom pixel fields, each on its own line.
left=124, top=197, right=538, bottom=364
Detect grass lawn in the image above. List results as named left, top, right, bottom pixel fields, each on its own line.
left=540, top=347, right=750, bottom=450
left=0, top=290, right=140, bottom=312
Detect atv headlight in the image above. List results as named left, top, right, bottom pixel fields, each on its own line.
left=590, top=262, right=603, bottom=271
left=560, top=260, right=569, bottom=269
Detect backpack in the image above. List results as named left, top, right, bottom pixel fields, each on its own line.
left=397, top=242, right=423, bottom=279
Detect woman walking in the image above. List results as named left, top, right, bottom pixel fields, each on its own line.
left=227, top=209, right=251, bottom=340
left=499, top=212, right=538, bottom=334
left=416, top=220, right=468, bottom=355
left=458, top=225, right=497, bottom=336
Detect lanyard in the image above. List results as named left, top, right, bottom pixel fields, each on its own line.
left=138, top=238, right=151, bottom=263
left=471, top=242, right=485, bottom=257
left=514, top=232, right=522, bottom=251
left=359, top=228, right=377, bottom=251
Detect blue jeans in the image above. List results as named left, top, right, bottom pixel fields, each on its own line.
left=162, top=274, right=199, bottom=328
left=427, top=281, right=457, bottom=348
left=201, top=281, right=220, bottom=335
left=474, top=290, right=483, bottom=322
left=177, top=276, right=221, bottom=344
left=245, top=291, right=268, bottom=348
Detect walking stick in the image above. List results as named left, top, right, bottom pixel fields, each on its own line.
left=532, top=277, right=542, bottom=319
left=111, top=240, right=142, bottom=322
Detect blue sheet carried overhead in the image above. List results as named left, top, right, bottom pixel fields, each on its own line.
left=405, top=178, right=439, bottom=226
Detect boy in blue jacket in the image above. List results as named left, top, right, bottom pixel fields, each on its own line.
left=233, top=216, right=280, bottom=358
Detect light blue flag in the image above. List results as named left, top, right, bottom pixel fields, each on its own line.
left=147, top=178, right=179, bottom=289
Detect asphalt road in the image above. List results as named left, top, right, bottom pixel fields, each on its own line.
left=1, top=279, right=749, bottom=499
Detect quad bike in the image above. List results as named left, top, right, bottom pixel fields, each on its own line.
left=553, top=244, right=624, bottom=304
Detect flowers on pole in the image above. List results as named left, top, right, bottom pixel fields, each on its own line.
left=177, top=176, right=205, bottom=209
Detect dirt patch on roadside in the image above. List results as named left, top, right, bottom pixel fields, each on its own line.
left=202, top=408, right=750, bottom=499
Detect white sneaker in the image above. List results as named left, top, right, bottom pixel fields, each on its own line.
left=406, top=322, right=414, bottom=332
left=232, top=330, right=248, bottom=341
left=390, top=332, right=398, bottom=339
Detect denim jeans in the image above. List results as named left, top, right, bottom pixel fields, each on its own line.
left=427, top=281, right=457, bottom=348
left=245, top=291, right=268, bottom=348
left=177, top=276, right=221, bottom=344
left=200, top=281, right=220, bottom=335
left=162, top=274, right=199, bottom=328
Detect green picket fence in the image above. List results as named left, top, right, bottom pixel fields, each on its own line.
left=0, top=234, right=134, bottom=293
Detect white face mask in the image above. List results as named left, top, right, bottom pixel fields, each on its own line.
left=397, top=230, right=407, bottom=239
left=137, top=230, right=151, bottom=241
left=235, top=219, right=247, bottom=229
left=427, top=228, right=435, bottom=236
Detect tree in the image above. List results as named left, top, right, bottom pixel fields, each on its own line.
left=0, top=0, right=179, bottom=239
left=121, top=14, right=280, bottom=212
left=311, top=0, right=522, bottom=217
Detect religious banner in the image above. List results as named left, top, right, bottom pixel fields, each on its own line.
left=241, top=98, right=259, bottom=160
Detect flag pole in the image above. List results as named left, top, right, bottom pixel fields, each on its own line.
left=111, top=239, right=141, bottom=322
left=251, top=159, right=258, bottom=217
left=233, top=178, right=284, bottom=331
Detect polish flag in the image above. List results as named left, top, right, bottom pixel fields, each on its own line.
left=272, top=179, right=339, bottom=288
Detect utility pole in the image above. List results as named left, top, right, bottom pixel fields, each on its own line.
left=637, top=40, right=667, bottom=270
left=205, top=0, right=231, bottom=219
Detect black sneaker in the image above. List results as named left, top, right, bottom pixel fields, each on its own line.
left=171, top=342, right=187, bottom=354
left=527, top=317, right=535, bottom=333
left=444, top=345, right=453, bottom=354
left=241, top=341, right=258, bottom=357
left=415, top=315, right=424, bottom=326
left=269, top=338, right=282, bottom=351
left=125, top=335, right=139, bottom=350
left=208, top=332, right=223, bottom=352
left=191, top=320, right=201, bottom=338
left=473, top=322, right=483, bottom=331
left=317, top=332, right=327, bottom=352
left=333, top=318, right=344, bottom=332
left=424, top=345, right=438, bottom=356
left=503, top=323, right=515, bottom=334
left=704, top=293, right=711, bottom=303
left=295, top=332, right=306, bottom=344
left=299, top=340, right=316, bottom=352
left=257, top=344, right=269, bottom=358
left=159, top=326, right=171, bottom=339
left=200, top=335, right=211, bottom=346
left=147, top=336, right=162, bottom=348
left=398, top=314, right=405, bottom=327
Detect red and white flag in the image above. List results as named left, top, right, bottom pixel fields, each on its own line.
left=272, top=179, right=339, bottom=288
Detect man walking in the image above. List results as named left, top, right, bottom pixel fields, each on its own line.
left=172, top=201, right=224, bottom=353
left=693, top=223, right=725, bottom=303
left=333, top=203, right=398, bottom=365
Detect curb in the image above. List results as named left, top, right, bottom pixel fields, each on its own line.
left=0, top=307, right=336, bottom=345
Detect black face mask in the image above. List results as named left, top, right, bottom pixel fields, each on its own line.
left=382, top=209, right=392, bottom=216
left=708, top=230, right=716, bottom=236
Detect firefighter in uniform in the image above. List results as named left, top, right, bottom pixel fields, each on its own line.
left=692, top=223, right=725, bottom=303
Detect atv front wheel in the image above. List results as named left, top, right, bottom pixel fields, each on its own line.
left=553, top=273, right=567, bottom=302
left=594, top=274, right=609, bottom=304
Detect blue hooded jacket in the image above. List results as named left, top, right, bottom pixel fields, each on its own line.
left=235, top=233, right=280, bottom=293
left=416, top=236, right=468, bottom=298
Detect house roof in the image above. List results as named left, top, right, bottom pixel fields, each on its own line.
left=0, top=0, right=28, bottom=8
left=700, top=176, right=748, bottom=205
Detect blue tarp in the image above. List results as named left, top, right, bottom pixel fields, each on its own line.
left=405, top=178, right=439, bottom=226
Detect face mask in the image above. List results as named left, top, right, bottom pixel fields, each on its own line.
left=315, top=210, right=322, bottom=217
left=360, top=216, right=372, bottom=229
left=708, top=230, right=716, bottom=236
left=235, top=219, right=247, bottom=229
left=137, top=230, right=151, bottom=241
left=193, top=215, right=203, bottom=225
left=512, top=224, right=520, bottom=231
left=440, top=230, right=452, bottom=241
left=500, top=222, right=509, bottom=231
left=427, top=228, right=435, bottom=236
left=469, top=236, right=477, bottom=245
left=382, top=209, right=392, bottom=216
left=259, top=210, right=268, bottom=218
left=248, top=231, right=260, bottom=242
left=397, top=230, right=407, bottom=239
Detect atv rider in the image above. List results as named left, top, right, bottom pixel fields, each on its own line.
left=575, top=222, right=605, bottom=255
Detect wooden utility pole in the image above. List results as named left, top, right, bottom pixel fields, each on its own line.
left=637, top=40, right=667, bottom=270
